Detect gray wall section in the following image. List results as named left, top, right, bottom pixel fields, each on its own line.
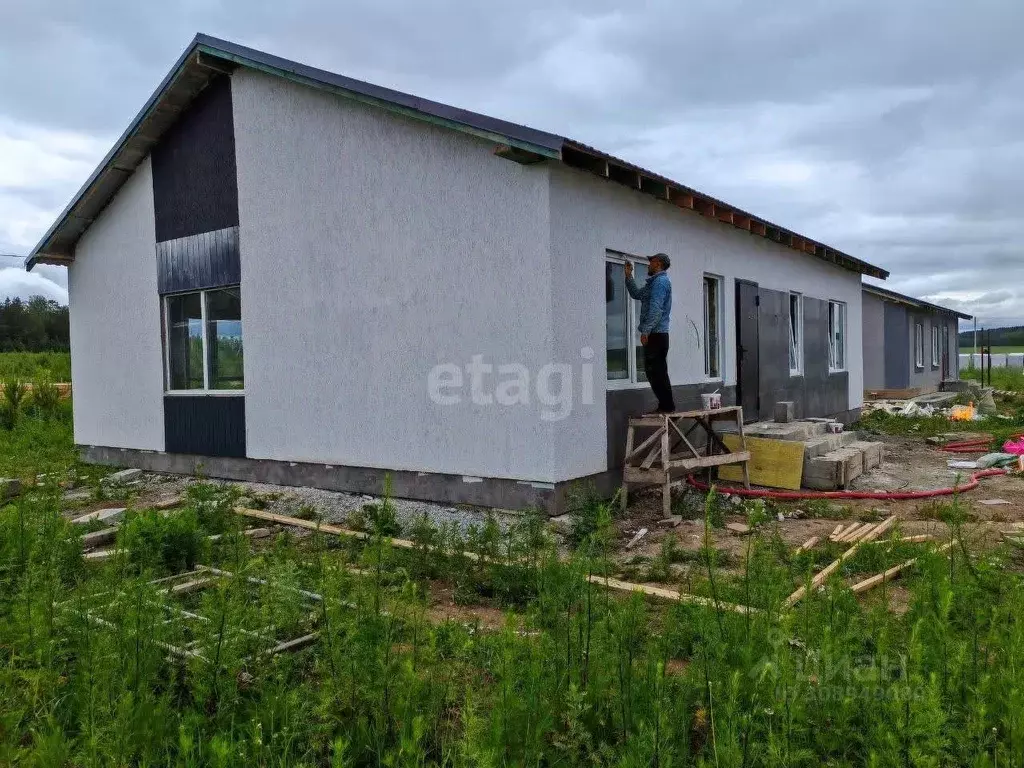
left=862, top=292, right=886, bottom=390
left=877, top=299, right=959, bottom=392
left=907, top=310, right=949, bottom=393
left=883, top=303, right=910, bottom=389
left=606, top=383, right=736, bottom=468
left=156, top=226, right=241, bottom=294
left=755, top=289, right=849, bottom=421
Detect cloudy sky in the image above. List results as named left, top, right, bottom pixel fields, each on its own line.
left=1, top=1, right=1021, bottom=327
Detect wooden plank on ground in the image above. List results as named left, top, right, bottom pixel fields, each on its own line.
left=587, top=575, right=757, bottom=614
left=676, top=451, right=751, bottom=471
left=850, top=542, right=953, bottom=594
left=234, top=507, right=481, bottom=560
left=719, top=435, right=803, bottom=490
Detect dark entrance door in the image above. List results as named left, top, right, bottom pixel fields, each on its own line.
left=735, top=280, right=760, bottom=420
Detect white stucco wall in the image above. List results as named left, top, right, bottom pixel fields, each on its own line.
left=549, top=164, right=864, bottom=478
left=232, top=70, right=560, bottom=481
left=68, top=157, right=165, bottom=450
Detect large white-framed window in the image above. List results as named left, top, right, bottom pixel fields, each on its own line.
left=931, top=324, right=940, bottom=368
left=164, top=286, right=244, bottom=393
left=703, top=274, right=723, bottom=379
left=788, top=292, right=803, bottom=376
left=914, top=322, right=924, bottom=370
left=605, top=251, right=649, bottom=385
left=828, top=300, right=846, bottom=372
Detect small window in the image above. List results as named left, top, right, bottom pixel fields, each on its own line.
left=931, top=325, right=940, bottom=368
left=605, top=253, right=648, bottom=383
left=828, top=300, right=846, bottom=371
left=703, top=275, right=722, bottom=379
left=165, top=287, right=244, bottom=392
left=788, top=292, right=803, bottom=375
left=914, top=322, right=924, bottom=369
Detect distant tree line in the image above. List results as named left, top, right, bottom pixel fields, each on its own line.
left=958, top=326, right=1024, bottom=348
left=0, top=296, right=70, bottom=352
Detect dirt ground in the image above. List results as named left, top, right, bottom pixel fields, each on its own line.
left=62, top=430, right=1023, bottom=612
left=615, top=432, right=1024, bottom=572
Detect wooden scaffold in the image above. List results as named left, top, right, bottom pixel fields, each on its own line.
left=621, top=405, right=751, bottom=515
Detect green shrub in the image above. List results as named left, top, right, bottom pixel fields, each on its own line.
left=117, top=508, right=206, bottom=573
left=29, top=379, right=62, bottom=419
left=0, top=380, right=26, bottom=430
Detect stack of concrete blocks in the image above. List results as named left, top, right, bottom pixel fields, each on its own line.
left=741, top=419, right=884, bottom=491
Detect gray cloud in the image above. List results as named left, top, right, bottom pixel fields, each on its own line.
left=1, top=0, right=1022, bottom=326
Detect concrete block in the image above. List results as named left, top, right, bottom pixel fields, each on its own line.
left=81, top=527, right=118, bottom=548
left=1, top=478, right=22, bottom=501
left=849, top=441, right=883, bottom=470
left=72, top=507, right=127, bottom=526
left=774, top=401, right=795, bottom=424
left=745, top=421, right=826, bottom=442
left=803, top=448, right=863, bottom=490
left=103, top=468, right=143, bottom=486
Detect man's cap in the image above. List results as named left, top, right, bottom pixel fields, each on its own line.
left=651, top=252, right=671, bottom=268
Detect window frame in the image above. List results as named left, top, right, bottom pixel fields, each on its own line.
left=931, top=324, right=940, bottom=368
left=914, top=322, right=925, bottom=370
left=703, top=274, right=724, bottom=381
left=163, top=286, right=245, bottom=396
left=605, top=251, right=651, bottom=388
left=788, top=291, right=803, bottom=376
left=828, top=300, right=847, bottom=373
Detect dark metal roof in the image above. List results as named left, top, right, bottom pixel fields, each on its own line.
left=28, top=34, right=888, bottom=279
left=863, top=283, right=972, bottom=320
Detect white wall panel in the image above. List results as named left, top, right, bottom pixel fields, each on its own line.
left=68, top=158, right=164, bottom=450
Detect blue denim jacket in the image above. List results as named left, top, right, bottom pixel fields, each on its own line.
left=626, top=270, right=672, bottom=334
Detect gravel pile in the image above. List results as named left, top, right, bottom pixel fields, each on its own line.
left=224, top=480, right=525, bottom=536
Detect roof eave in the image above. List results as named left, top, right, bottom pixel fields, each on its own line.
left=862, top=285, right=971, bottom=320
left=559, top=140, right=888, bottom=280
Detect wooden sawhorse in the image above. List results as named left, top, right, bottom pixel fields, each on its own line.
left=621, top=406, right=751, bottom=515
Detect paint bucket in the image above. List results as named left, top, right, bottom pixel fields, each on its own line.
left=701, top=393, right=722, bottom=410
left=826, top=422, right=844, bottom=434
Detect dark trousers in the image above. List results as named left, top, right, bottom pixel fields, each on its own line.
left=643, top=333, right=675, bottom=412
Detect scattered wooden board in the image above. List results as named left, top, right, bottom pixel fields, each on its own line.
left=719, top=435, right=803, bottom=490
left=796, top=536, right=819, bottom=553
left=787, top=515, right=897, bottom=606
left=238, top=507, right=757, bottom=614
left=625, top=528, right=648, bottom=549
left=850, top=542, right=953, bottom=595
left=586, top=575, right=758, bottom=614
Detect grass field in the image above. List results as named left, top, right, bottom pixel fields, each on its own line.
left=3, top=384, right=1024, bottom=763
left=960, top=345, right=1024, bottom=355
left=962, top=365, right=1024, bottom=393
left=0, top=350, right=72, bottom=381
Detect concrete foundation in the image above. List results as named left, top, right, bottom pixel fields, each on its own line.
left=80, top=444, right=617, bottom=515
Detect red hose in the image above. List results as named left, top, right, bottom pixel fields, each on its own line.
left=940, top=433, right=1024, bottom=453
left=686, top=469, right=1008, bottom=501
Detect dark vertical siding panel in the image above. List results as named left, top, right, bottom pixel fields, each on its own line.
left=755, top=292, right=848, bottom=420
left=757, top=289, right=788, bottom=420
left=157, top=226, right=241, bottom=293
left=883, top=303, right=910, bottom=389
left=164, top=396, right=246, bottom=457
left=151, top=75, right=239, bottom=242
